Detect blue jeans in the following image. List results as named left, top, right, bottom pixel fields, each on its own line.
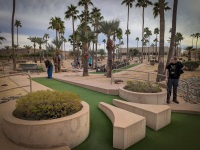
left=47, top=67, right=53, bottom=78
left=167, top=78, right=179, bottom=101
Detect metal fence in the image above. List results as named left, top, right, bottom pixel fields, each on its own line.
left=0, top=73, right=32, bottom=93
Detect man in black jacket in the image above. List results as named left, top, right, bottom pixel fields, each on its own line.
left=165, top=56, right=184, bottom=104
left=44, top=58, right=53, bottom=78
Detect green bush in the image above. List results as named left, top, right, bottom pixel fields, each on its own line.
left=182, top=61, right=199, bottom=71
left=124, top=80, right=162, bottom=93
left=13, top=90, right=83, bottom=120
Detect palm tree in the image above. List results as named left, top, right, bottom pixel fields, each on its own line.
left=24, top=45, right=32, bottom=60
left=51, top=38, right=64, bottom=73
left=166, top=0, right=178, bottom=66
left=144, top=27, right=152, bottom=61
left=153, top=0, right=171, bottom=18
left=153, top=0, right=170, bottom=62
left=28, top=36, right=37, bottom=63
left=48, top=17, right=65, bottom=40
left=116, top=28, right=123, bottom=60
left=78, top=0, right=94, bottom=76
left=0, top=36, right=6, bottom=45
left=194, top=33, right=200, bottom=60
left=121, top=0, right=135, bottom=61
left=35, top=37, right=46, bottom=63
left=185, top=46, right=193, bottom=61
left=102, top=39, right=106, bottom=51
left=14, top=20, right=22, bottom=46
left=153, top=27, right=159, bottom=61
left=91, top=7, right=104, bottom=69
left=156, top=0, right=165, bottom=82
left=125, top=29, right=131, bottom=59
left=175, top=32, right=184, bottom=57
left=190, top=33, right=195, bottom=47
left=43, top=33, right=49, bottom=57
left=99, top=19, right=120, bottom=77
left=136, top=0, right=153, bottom=63
left=65, top=4, right=79, bottom=62
left=135, top=37, right=139, bottom=49
left=11, top=0, right=16, bottom=70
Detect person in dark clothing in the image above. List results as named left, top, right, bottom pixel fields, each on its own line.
left=44, top=58, right=53, bottom=78
left=165, top=56, right=184, bottom=104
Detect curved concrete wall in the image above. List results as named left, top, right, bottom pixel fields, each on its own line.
left=119, top=87, right=167, bottom=105
left=3, top=101, right=89, bottom=149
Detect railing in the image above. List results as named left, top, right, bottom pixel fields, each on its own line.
left=0, top=73, right=32, bottom=93
left=111, top=69, right=194, bottom=104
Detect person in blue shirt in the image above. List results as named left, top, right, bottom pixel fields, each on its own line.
left=88, top=56, right=92, bottom=69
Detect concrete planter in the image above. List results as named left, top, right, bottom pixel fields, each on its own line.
left=3, top=101, right=89, bottom=149
left=119, top=87, right=167, bottom=105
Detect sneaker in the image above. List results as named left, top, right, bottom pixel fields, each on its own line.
left=173, top=100, right=179, bottom=104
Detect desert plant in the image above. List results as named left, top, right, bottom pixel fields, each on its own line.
left=182, top=61, right=199, bottom=71
left=124, top=80, right=162, bottom=93
left=13, top=90, right=83, bottom=120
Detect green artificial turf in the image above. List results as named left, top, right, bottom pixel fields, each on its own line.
left=33, top=78, right=200, bottom=150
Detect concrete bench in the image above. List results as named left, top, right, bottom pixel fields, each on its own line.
left=113, top=99, right=171, bottom=131
left=17, top=63, right=40, bottom=74
left=99, top=102, right=146, bottom=149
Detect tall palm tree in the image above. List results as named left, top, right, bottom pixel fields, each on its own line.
left=12, top=0, right=16, bottom=70
left=78, top=0, right=94, bottom=76
left=190, top=33, right=195, bottom=47
left=65, top=4, right=79, bottom=62
left=135, top=37, right=139, bottom=49
left=35, top=37, right=46, bottom=63
left=14, top=20, right=22, bottom=46
left=125, top=29, right=131, bottom=59
left=166, top=0, right=178, bottom=66
left=154, top=27, right=159, bottom=61
left=24, top=45, right=32, bottom=60
left=43, top=33, right=49, bottom=57
left=156, top=0, right=165, bottom=82
left=153, top=0, right=170, bottom=62
left=48, top=17, right=65, bottom=41
left=153, top=0, right=171, bottom=18
left=144, top=27, right=152, bottom=61
left=136, top=0, right=153, bottom=63
left=102, top=39, right=106, bottom=51
left=0, top=36, right=6, bottom=45
left=99, top=19, right=120, bottom=78
left=194, top=33, right=200, bottom=60
left=91, top=7, right=104, bottom=69
left=175, top=32, right=184, bottom=57
left=52, top=38, right=63, bottom=73
left=121, top=0, right=135, bottom=60
left=116, top=28, right=123, bottom=60
left=28, top=36, right=37, bottom=63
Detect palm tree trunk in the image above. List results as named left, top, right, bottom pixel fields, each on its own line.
left=107, top=38, right=113, bottom=78
left=141, top=7, right=144, bottom=63
left=157, top=0, right=165, bottom=82
left=82, top=44, right=89, bottom=76
left=12, top=0, right=16, bottom=71
left=126, top=5, right=130, bottom=61
left=195, top=38, right=198, bottom=61
left=17, top=27, right=18, bottom=46
left=166, top=0, right=178, bottom=66
left=72, top=17, right=76, bottom=63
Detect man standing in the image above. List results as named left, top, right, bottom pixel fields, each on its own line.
left=44, top=58, right=53, bottom=79
left=165, top=56, right=184, bottom=104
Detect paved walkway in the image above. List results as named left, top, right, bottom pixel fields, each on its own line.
left=0, top=66, right=200, bottom=150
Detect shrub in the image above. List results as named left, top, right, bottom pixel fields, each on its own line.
left=182, top=61, right=199, bottom=71
left=124, top=80, right=162, bottom=93
left=13, top=90, right=83, bottom=120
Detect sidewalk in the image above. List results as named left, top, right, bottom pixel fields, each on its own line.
left=0, top=68, right=200, bottom=150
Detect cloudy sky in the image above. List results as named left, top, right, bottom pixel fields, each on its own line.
left=0, top=0, right=200, bottom=51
